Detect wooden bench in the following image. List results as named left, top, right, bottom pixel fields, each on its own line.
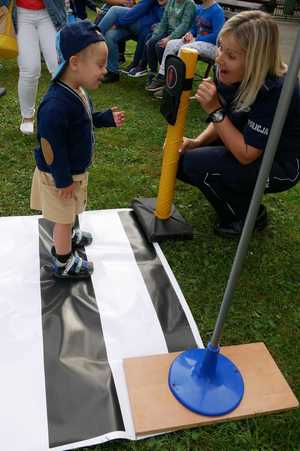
left=219, top=0, right=275, bottom=15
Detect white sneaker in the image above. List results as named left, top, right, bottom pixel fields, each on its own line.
left=20, top=119, right=34, bottom=135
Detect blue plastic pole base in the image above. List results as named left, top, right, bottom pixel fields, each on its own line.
left=168, top=342, right=244, bottom=416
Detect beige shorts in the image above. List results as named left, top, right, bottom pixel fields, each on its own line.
left=30, top=168, right=88, bottom=224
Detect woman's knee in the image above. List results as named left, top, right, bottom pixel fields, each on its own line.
left=19, top=63, right=41, bottom=81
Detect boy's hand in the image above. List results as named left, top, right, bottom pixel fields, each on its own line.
left=183, top=32, right=193, bottom=44
left=112, top=106, right=125, bottom=128
left=58, top=183, right=76, bottom=199
left=159, top=37, right=170, bottom=48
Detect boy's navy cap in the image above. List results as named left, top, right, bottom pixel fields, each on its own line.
left=52, top=20, right=105, bottom=80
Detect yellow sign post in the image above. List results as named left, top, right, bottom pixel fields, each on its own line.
left=132, top=47, right=198, bottom=242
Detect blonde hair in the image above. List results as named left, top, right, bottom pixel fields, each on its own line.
left=218, top=11, right=287, bottom=111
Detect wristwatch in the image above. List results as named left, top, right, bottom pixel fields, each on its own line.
left=207, top=108, right=226, bottom=123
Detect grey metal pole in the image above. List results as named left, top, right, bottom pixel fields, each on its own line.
left=210, top=30, right=300, bottom=348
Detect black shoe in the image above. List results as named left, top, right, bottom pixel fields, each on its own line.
left=146, top=77, right=165, bottom=92
left=145, top=72, right=156, bottom=90
left=214, top=205, right=268, bottom=239
left=102, top=71, right=120, bottom=83
left=120, top=62, right=135, bottom=74
left=72, top=228, right=93, bottom=249
left=152, top=87, right=164, bottom=100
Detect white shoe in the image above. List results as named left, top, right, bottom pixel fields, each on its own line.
left=20, top=119, right=34, bottom=135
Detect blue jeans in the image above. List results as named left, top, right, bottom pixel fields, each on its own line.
left=98, top=6, right=130, bottom=34
left=99, top=6, right=139, bottom=73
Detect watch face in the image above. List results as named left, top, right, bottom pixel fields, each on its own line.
left=212, top=110, right=224, bottom=122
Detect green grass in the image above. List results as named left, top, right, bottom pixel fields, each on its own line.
left=0, top=46, right=299, bottom=451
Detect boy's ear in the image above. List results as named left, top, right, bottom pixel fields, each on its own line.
left=69, top=54, right=80, bottom=71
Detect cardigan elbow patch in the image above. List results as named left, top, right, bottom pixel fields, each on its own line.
left=41, top=138, right=54, bottom=166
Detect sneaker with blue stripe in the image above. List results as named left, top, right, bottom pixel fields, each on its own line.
left=72, top=228, right=93, bottom=249
left=52, top=251, right=94, bottom=279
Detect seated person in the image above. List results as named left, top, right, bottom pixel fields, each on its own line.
left=95, top=0, right=136, bottom=63
left=71, top=0, right=100, bottom=20
left=96, top=0, right=135, bottom=21
left=177, top=11, right=300, bottom=238
left=145, top=0, right=196, bottom=85
left=99, top=0, right=165, bottom=82
left=146, top=0, right=224, bottom=91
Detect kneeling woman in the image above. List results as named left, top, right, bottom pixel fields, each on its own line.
left=177, top=11, right=300, bottom=238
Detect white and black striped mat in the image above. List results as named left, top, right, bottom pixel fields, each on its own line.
left=0, top=209, right=203, bottom=451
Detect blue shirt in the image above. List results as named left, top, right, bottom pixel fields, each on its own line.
left=116, top=0, right=164, bottom=35
left=34, top=81, right=116, bottom=188
left=216, top=74, right=300, bottom=160
left=191, top=3, right=224, bottom=44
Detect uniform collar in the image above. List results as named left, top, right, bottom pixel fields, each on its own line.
left=262, top=75, right=282, bottom=92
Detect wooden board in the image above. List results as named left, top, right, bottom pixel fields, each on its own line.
left=124, top=342, right=299, bottom=436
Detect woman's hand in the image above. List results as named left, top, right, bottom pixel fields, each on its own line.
left=195, top=78, right=222, bottom=114
left=112, top=106, right=125, bottom=128
left=179, top=137, right=200, bottom=153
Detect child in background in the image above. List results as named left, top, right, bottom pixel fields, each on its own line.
left=146, top=0, right=224, bottom=91
left=145, top=0, right=196, bottom=85
left=31, top=21, right=125, bottom=278
left=71, top=0, right=101, bottom=20
left=98, top=0, right=166, bottom=82
left=177, top=11, right=300, bottom=238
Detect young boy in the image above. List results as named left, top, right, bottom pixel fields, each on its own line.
left=31, top=20, right=125, bottom=279
left=146, top=0, right=224, bottom=92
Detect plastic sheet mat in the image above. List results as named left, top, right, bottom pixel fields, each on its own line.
left=0, top=209, right=203, bottom=451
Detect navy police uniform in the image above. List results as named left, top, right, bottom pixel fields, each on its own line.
left=177, top=75, right=300, bottom=222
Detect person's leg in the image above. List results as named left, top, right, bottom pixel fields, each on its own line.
left=182, top=41, right=217, bottom=60
left=98, top=6, right=130, bottom=34
left=118, top=39, right=126, bottom=64
left=17, top=8, right=41, bottom=131
left=104, top=27, right=131, bottom=75
left=53, top=223, right=72, bottom=256
left=52, top=223, right=93, bottom=278
left=147, top=38, right=183, bottom=90
left=158, top=38, right=183, bottom=76
left=177, top=146, right=261, bottom=223
left=146, top=35, right=161, bottom=73
left=155, top=39, right=165, bottom=65
left=37, top=9, right=58, bottom=77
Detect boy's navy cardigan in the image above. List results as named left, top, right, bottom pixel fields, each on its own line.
left=34, top=81, right=115, bottom=188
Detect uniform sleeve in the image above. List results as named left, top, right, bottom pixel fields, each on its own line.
left=116, top=0, right=154, bottom=26
left=243, top=90, right=281, bottom=151
left=38, top=102, right=73, bottom=189
left=169, top=2, right=196, bottom=39
left=92, top=109, right=116, bottom=128
left=195, top=8, right=225, bottom=44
